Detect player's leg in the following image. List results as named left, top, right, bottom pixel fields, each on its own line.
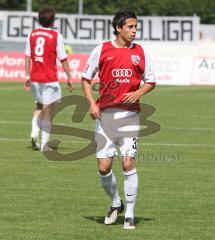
left=98, top=157, right=118, bottom=204
left=30, top=103, right=42, bottom=150
left=40, top=82, right=61, bottom=151
left=119, top=111, right=139, bottom=230
left=98, top=157, right=124, bottom=225
left=121, top=154, right=138, bottom=230
left=30, top=82, right=43, bottom=150
left=95, top=118, right=123, bottom=224
left=40, top=103, right=53, bottom=151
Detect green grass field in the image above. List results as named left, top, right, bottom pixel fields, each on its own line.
left=0, top=82, right=214, bottom=240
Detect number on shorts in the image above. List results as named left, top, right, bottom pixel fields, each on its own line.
left=132, top=138, right=138, bottom=149
left=35, top=37, right=45, bottom=56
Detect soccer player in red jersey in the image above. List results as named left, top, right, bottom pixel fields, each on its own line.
left=82, top=10, right=156, bottom=229
left=25, top=7, right=73, bottom=151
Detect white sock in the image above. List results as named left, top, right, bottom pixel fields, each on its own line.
left=30, top=116, right=40, bottom=139
left=99, top=170, right=121, bottom=207
left=123, top=168, right=138, bottom=219
left=41, top=120, right=52, bottom=149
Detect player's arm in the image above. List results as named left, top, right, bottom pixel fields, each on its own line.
left=81, top=77, right=100, bottom=120
left=57, top=33, right=73, bottom=91
left=137, top=83, right=155, bottom=96
left=24, top=34, right=31, bottom=90
left=122, top=83, right=155, bottom=103
left=61, top=59, right=74, bottom=91
left=81, top=44, right=101, bottom=119
left=25, top=56, right=31, bottom=79
left=24, top=56, right=31, bottom=90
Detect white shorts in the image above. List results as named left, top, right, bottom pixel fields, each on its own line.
left=95, top=108, right=140, bottom=158
left=30, top=82, right=61, bottom=105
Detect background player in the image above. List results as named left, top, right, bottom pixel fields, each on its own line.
left=81, top=10, right=156, bottom=229
left=25, top=7, right=73, bottom=151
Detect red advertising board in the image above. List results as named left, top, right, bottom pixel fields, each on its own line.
left=0, top=52, right=89, bottom=82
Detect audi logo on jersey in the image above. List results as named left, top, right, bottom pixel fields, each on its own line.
left=112, top=69, right=132, bottom=77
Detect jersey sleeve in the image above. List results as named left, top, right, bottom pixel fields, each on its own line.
left=81, top=44, right=102, bottom=81
left=141, top=48, right=156, bottom=85
left=25, top=33, right=31, bottom=57
left=57, top=33, right=67, bottom=61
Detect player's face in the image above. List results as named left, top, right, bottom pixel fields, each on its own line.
left=117, top=18, right=137, bottom=43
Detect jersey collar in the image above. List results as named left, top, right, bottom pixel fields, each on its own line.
left=111, top=40, right=134, bottom=49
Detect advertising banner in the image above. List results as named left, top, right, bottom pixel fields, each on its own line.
left=0, top=50, right=214, bottom=85
left=0, top=52, right=88, bottom=82
left=0, top=11, right=200, bottom=44
left=154, top=57, right=192, bottom=85
left=192, top=57, right=215, bottom=85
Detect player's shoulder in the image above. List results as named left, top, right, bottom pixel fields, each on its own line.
left=32, top=27, right=59, bottom=36
left=102, top=41, right=112, bottom=46
left=91, top=42, right=105, bottom=55
left=89, top=41, right=114, bottom=59
left=132, top=42, right=151, bottom=57
left=94, top=41, right=110, bottom=48
left=46, top=28, right=60, bottom=38
left=132, top=42, right=146, bottom=51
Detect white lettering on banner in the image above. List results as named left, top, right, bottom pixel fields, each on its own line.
left=198, top=59, right=215, bottom=70
left=154, top=57, right=192, bottom=86
left=0, top=68, right=25, bottom=78
left=155, top=60, right=180, bottom=72
left=192, top=57, right=215, bottom=85
left=0, top=56, right=25, bottom=66
left=0, top=11, right=200, bottom=43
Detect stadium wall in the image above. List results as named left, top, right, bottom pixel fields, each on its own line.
left=0, top=11, right=214, bottom=85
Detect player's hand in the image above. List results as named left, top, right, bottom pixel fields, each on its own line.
left=122, top=91, right=141, bottom=103
left=89, top=102, right=101, bottom=120
left=67, top=82, right=74, bottom=92
left=24, top=79, right=31, bottom=91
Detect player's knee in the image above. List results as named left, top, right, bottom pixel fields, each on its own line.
left=98, top=167, right=111, bottom=176
left=122, top=158, right=135, bottom=171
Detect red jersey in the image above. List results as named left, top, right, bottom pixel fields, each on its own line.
left=25, top=28, right=67, bottom=83
left=82, top=41, right=155, bottom=112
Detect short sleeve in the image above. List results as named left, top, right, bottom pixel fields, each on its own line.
left=57, top=33, right=67, bottom=61
left=81, top=44, right=102, bottom=81
left=141, top=48, right=156, bottom=84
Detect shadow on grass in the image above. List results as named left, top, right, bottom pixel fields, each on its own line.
left=84, top=216, right=154, bottom=225
left=27, top=145, right=74, bottom=151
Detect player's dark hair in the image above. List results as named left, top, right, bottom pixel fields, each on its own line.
left=112, top=10, right=137, bottom=35
left=38, top=7, right=55, bottom=28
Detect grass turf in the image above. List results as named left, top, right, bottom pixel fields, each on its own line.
left=0, top=82, right=214, bottom=239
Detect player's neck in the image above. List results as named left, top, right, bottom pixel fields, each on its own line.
left=114, top=38, right=132, bottom=48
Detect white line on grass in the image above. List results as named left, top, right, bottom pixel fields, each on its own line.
left=157, top=113, right=215, bottom=120
left=160, top=126, right=215, bottom=132
left=0, top=137, right=215, bottom=147
left=0, top=120, right=215, bottom=132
